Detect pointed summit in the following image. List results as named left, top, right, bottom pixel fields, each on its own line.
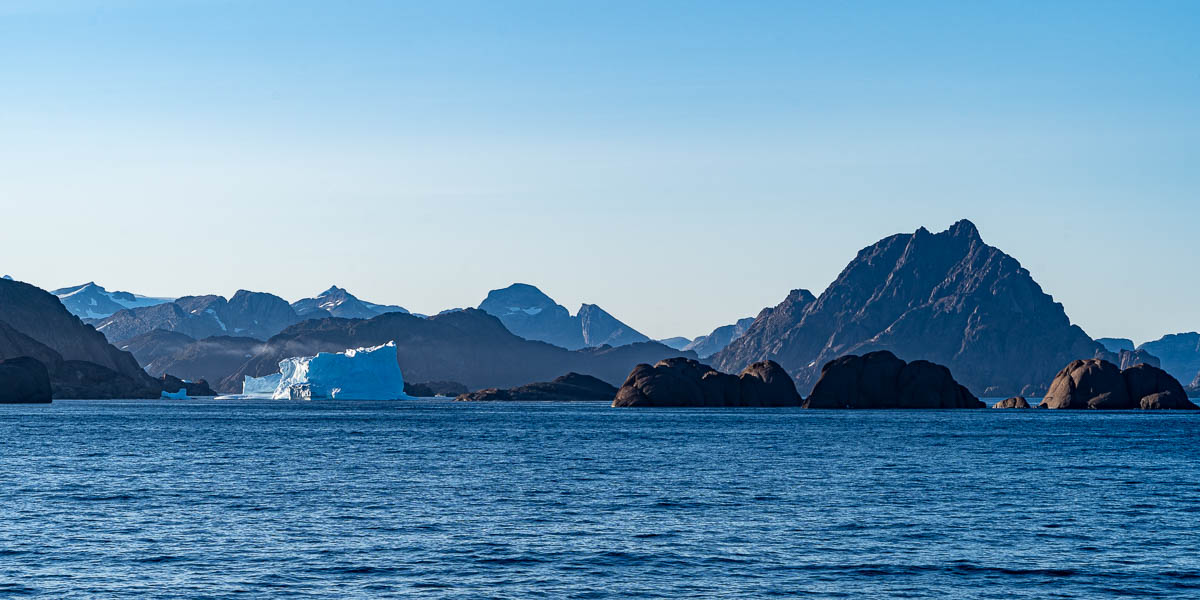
left=947, top=219, right=981, bottom=240
left=477, top=284, right=651, bottom=351
left=292, top=286, right=406, bottom=320
left=714, top=221, right=1106, bottom=397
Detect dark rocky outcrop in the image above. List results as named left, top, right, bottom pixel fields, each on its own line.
left=713, top=220, right=1111, bottom=397
left=477, top=283, right=649, bottom=350
left=404, top=381, right=469, bottom=397
left=0, top=278, right=160, bottom=398
left=1040, top=359, right=1198, bottom=410
left=1136, top=333, right=1200, bottom=386
left=457, top=373, right=617, bottom=402
left=225, top=309, right=693, bottom=392
left=159, top=374, right=217, bottom=397
left=611, top=358, right=801, bottom=407
left=0, top=357, right=52, bottom=403
left=684, top=317, right=756, bottom=358
left=291, top=286, right=407, bottom=319
left=992, top=397, right=1031, bottom=409
left=91, top=290, right=307, bottom=343
left=804, top=351, right=983, bottom=409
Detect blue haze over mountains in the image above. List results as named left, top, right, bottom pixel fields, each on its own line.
left=6, top=219, right=1200, bottom=398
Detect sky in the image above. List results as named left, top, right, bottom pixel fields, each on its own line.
left=1, top=0, right=1197, bottom=343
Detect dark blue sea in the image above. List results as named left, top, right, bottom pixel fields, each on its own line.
left=1, top=400, right=1198, bottom=598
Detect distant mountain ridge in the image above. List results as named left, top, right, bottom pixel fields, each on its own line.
left=713, top=220, right=1111, bottom=397
left=685, top=317, right=756, bottom=358
left=291, top=286, right=408, bottom=319
left=90, top=291, right=307, bottom=343
left=118, top=330, right=265, bottom=391
left=477, top=284, right=650, bottom=350
left=1137, top=333, right=1200, bottom=388
left=52, top=282, right=172, bottom=319
left=224, top=309, right=691, bottom=393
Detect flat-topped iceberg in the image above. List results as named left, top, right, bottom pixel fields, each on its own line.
left=238, top=342, right=407, bottom=400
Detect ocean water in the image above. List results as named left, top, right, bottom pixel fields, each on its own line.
left=1, top=400, right=1198, bottom=599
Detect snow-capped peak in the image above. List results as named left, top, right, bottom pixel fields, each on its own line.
left=52, top=281, right=173, bottom=319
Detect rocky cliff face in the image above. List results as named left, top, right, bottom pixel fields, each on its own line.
left=478, top=283, right=649, bottom=350
left=1115, top=348, right=1159, bottom=370
left=92, top=290, right=306, bottom=343
left=0, top=278, right=160, bottom=398
left=713, top=220, right=1109, bottom=397
left=577, top=304, right=650, bottom=348
left=1136, top=333, right=1200, bottom=386
left=224, top=309, right=692, bottom=392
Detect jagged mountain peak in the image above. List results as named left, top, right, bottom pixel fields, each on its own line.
left=478, top=284, right=650, bottom=351
left=714, top=221, right=1106, bottom=396
left=292, top=286, right=407, bottom=320
left=948, top=218, right=981, bottom=239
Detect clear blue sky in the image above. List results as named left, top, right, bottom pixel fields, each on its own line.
left=1, top=0, right=1197, bottom=343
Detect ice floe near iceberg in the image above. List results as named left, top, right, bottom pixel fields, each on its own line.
left=242, top=373, right=282, bottom=396
left=234, top=342, right=407, bottom=400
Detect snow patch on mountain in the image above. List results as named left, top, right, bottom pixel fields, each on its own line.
left=292, top=286, right=408, bottom=319
left=52, top=282, right=173, bottom=319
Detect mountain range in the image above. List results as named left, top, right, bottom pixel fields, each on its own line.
left=476, top=284, right=651, bottom=350
left=53, top=282, right=173, bottom=319
left=713, top=220, right=1112, bottom=397
left=222, top=309, right=691, bottom=393
left=87, top=286, right=408, bottom=344
left=90, top=290, right=305, bottom=343
left=0, top=277, right=160, bottom=398
left=7, top=219, right=1198, bottom=400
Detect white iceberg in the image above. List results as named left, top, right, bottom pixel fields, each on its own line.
left=236, top=342, right=407, bottom=400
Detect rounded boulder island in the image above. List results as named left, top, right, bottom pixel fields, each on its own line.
left=992, top=397, right=1030, bottom=409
